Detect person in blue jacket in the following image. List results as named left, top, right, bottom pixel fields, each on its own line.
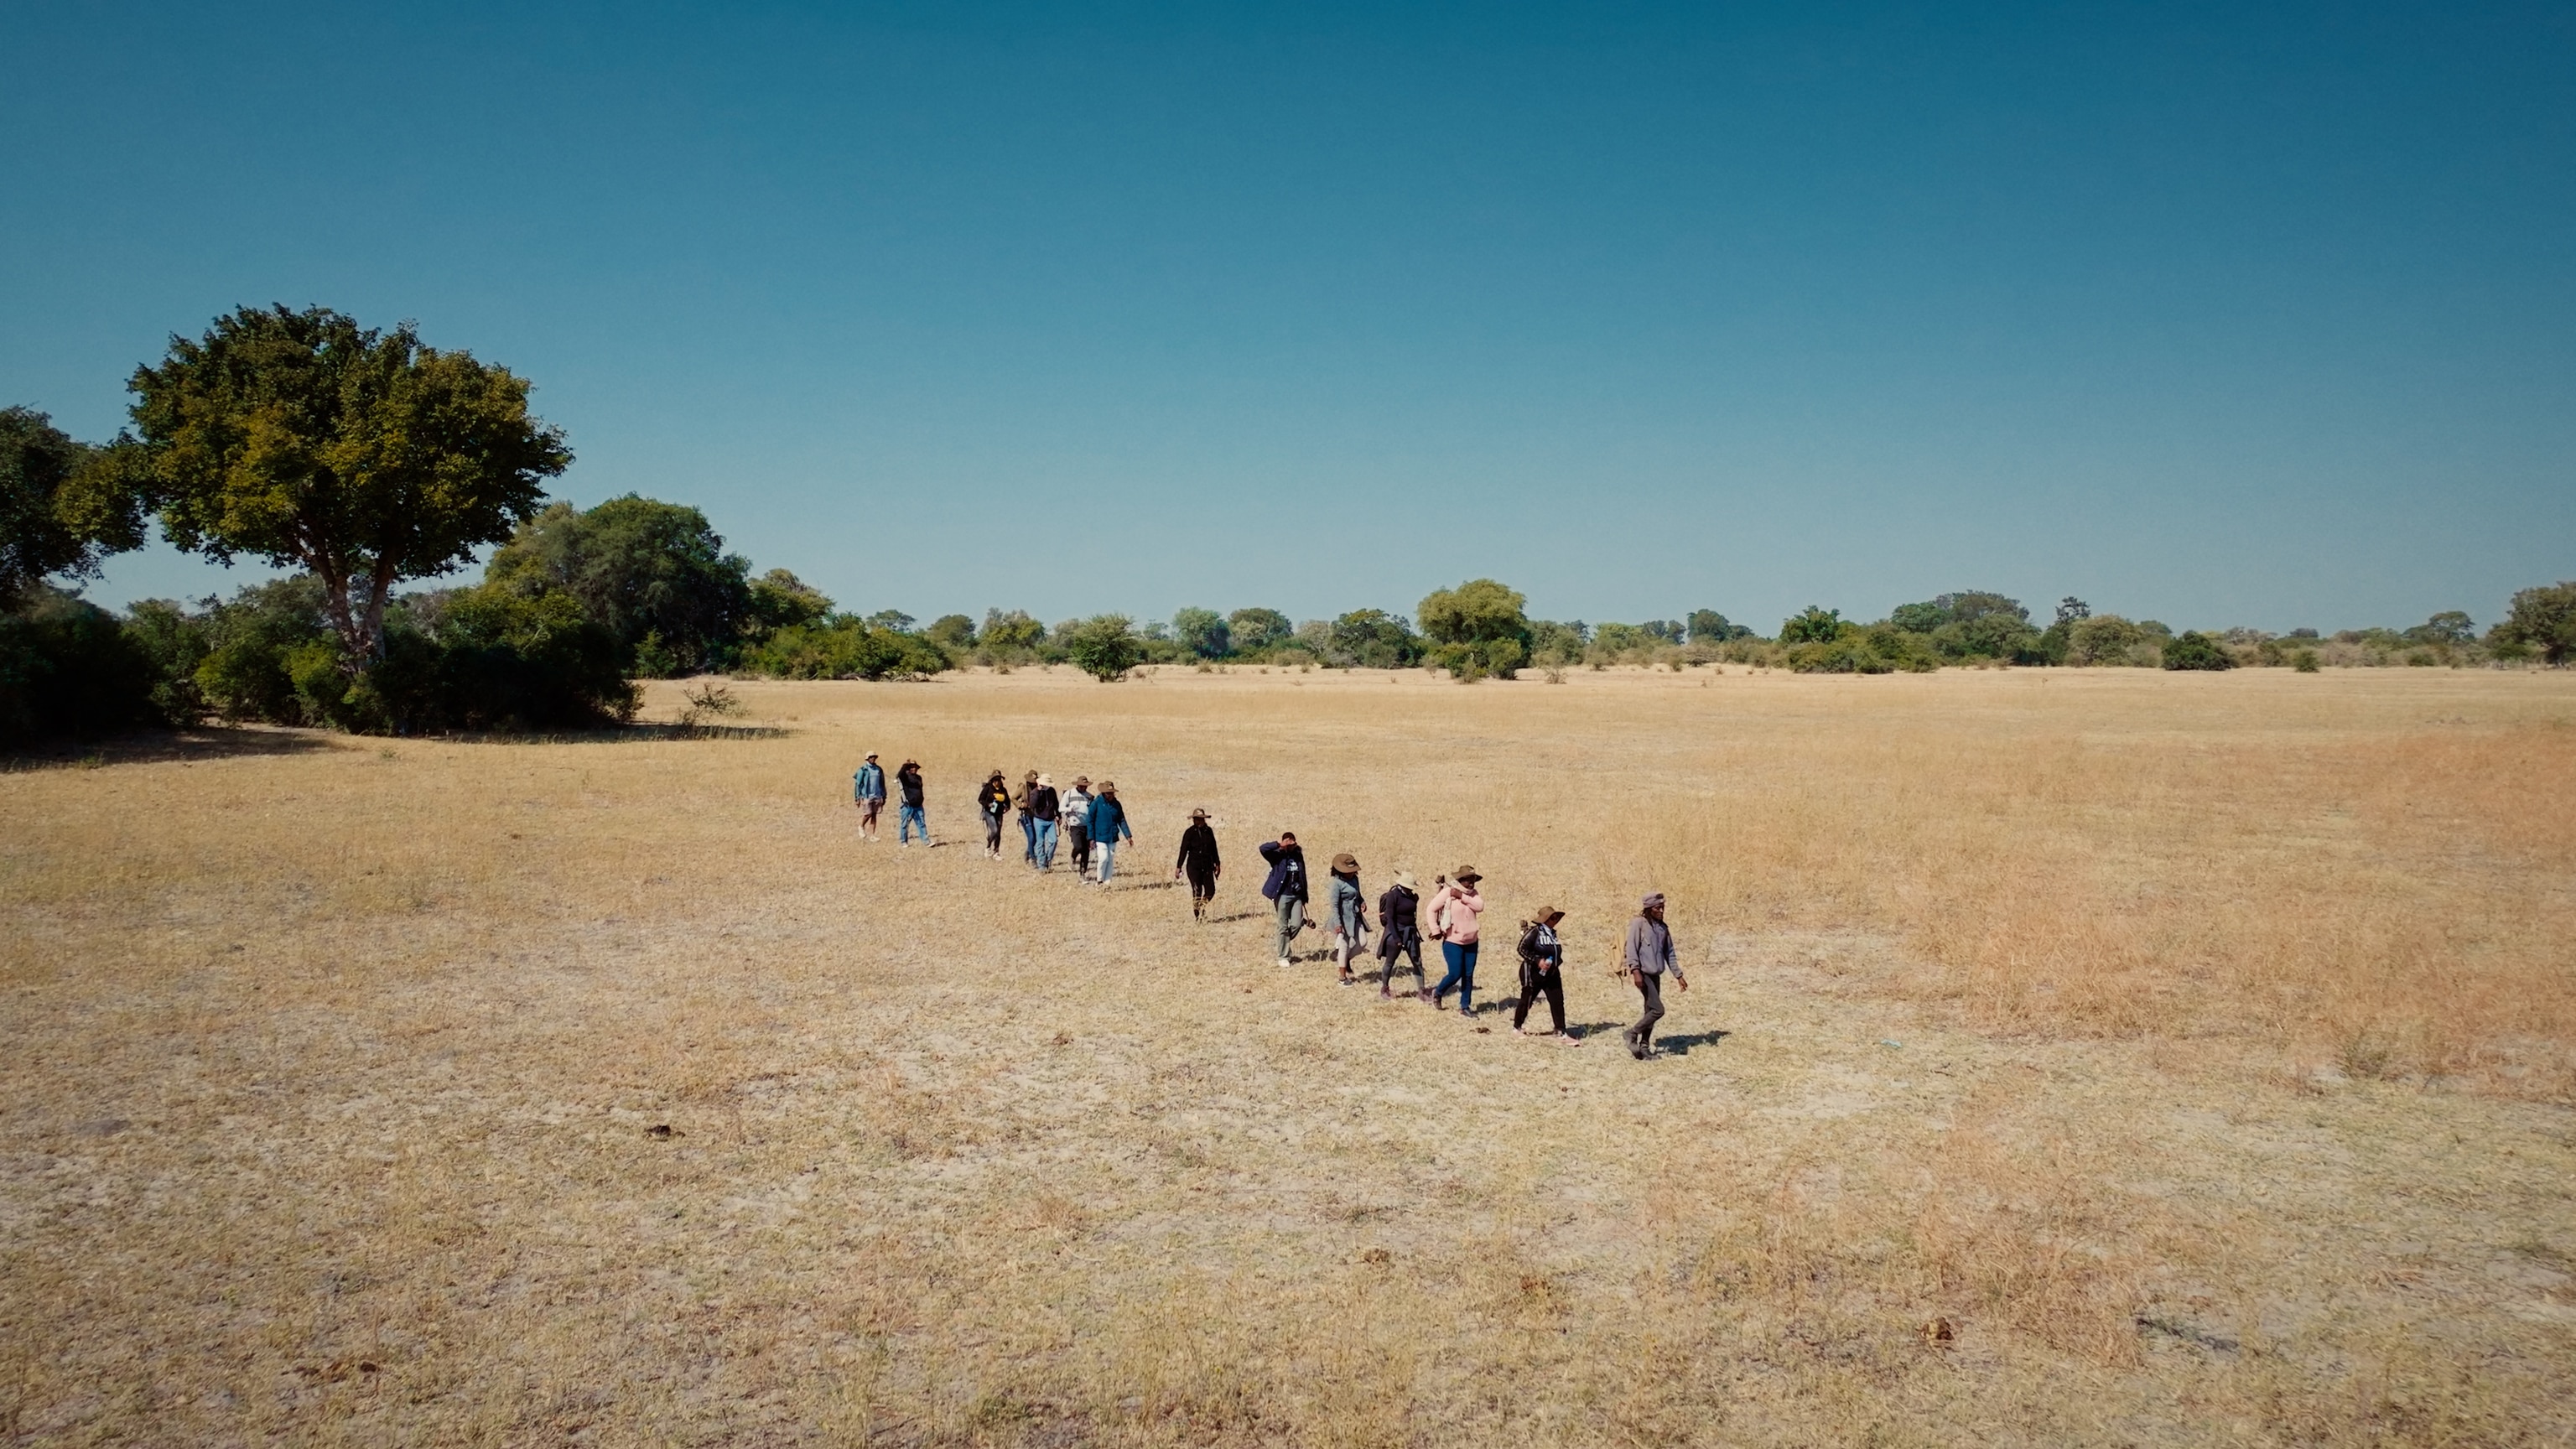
left=1086, top=781, right=1134, bottom=883
left=852, top=751, right=887, bottom=841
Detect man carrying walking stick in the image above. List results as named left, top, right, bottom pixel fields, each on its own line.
left=1621, top=892, right=1687, bottom=1059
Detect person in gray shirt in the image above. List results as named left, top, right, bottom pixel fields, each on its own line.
left=1620, top=892, right=1689, bottom=1058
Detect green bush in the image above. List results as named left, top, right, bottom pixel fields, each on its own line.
left=1418, top=579, right=1531, bottom=679
left=2161, top=631, right=2236, bottom=671
left=1062, top=615, right=1145, bottom=682
left=1778, top=606, right=1845, bottom=645
left=2293, top=649, right=2321, bottom=673
left=0, top=586, right=158, bottom=745
left=1784, top=636, right=1893, bottom=674
left=740, top=618, right=951, bottom=681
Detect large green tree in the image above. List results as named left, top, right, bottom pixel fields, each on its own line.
left=122, top=306, right=569, bottom=663
left=483, top=496, right=752, bottom=675
left=2, top=407, right=144, bottom=600
left=2495, top=582, right=2576, bottom=665
left=1417, top=579, right=1530, bottom=678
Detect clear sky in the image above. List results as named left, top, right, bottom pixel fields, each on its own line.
left=6, top=0, right=2570, bottom=634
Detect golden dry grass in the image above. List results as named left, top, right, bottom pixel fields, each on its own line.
left=4, top=664, right=2573, bottom=1446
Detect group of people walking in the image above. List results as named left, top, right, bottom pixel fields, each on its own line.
left=852, top=756, right=1691, bottom=1058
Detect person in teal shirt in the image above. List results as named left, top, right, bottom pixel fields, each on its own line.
left=852, top=752, right=887, bottom=841
left=1086, top=782, right=1133, bottom=883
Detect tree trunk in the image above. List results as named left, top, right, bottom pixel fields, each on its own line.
left=361, top=561, right=395, bottom=662
left=316, top=561, right=366, bottom=666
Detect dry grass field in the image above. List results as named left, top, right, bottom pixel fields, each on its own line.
left=5, top=664, right=2574, bottom=1446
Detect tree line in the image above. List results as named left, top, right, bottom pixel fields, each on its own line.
left=7, top=305, right=2573, bottom=745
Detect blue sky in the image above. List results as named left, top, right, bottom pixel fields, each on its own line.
left=5, top=1, right=2569, bottom=633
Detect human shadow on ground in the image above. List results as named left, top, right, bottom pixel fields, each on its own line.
left=1649, top=1029, right=1731, bottom=1055
left=3, top=726, right=340, bottom=771
left=1202, top=911, right=1265, bottom=925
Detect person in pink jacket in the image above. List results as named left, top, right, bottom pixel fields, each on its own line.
left=1428, top=865, right=1488, bottom=1015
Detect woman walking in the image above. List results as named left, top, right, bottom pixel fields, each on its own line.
left=1062, top=776, right=1095, bottom=879
left=1428, top=866, right=1487, bottom=1015
left=977, top=770, right=1012, bottom=859
left=1326, top=854, right=1367, bottom=987
left=1175, top=808, right=1221, bottom=918
left=1513, top=906, right=1581, bottom=1043
left=1259, top=833, right=1310, bottom=967
left=1376, top=870, right=1426, bottom=1000
left=1031, top=773, right=1062, bottom=870
left=1087, top=782, right=1134, bottom=883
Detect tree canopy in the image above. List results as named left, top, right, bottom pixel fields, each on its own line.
left=2496, top=582, right=2576, bottom=665
left=2, top=407, right=143, bottom=600
left=484, top=496, right=750, bottom=675
left=123, top=305, right=569, bottom=662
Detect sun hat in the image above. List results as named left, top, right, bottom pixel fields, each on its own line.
left=1455, top=864, right=1482, bottom=882
left=1037, top=773, right=1053, bottom=787
left=1535, top=904, right=1563, bottom=923
left=1332, top=852, right=1358, bottom=873
left=1075, top=776, right=1091, bottom=787
left=1190, top=808, right=1208, bottom=819
left=1099, top=781, right=1116, bottom=792
left=1640, top=891, right=1665, bottom=911
left=865, top=750, right=878, bottom=760
left=1393, top=869, right=1416, bottom=891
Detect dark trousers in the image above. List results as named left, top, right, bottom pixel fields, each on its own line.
left=983, top=809, right=1005, bottom=853
left=1380, top=937, right=1424, bottom=988
left=1187, top=866, right=1217, bottom=915
left=1434, top=941, right=1479, bottom=1011
left=1514, top=968, right=1566, bottom=1033
left=1067, top=823, right=1089, bottom=872
left=1624, top=971, right=1666, bottom=1052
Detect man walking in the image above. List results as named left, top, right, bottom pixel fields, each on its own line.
left=1621, top=892, right=1687, bottom=1058
left=1175, top=808, right=1221, bottom=919
left=1376, top=870, right=1426, bottom=1000
left=1015, top=771, right=1041, bottom=865
left=853, top=751, right=887, bottom=840
left=1259, top=832, right=1310, bottom=967
left=896, top=760, right=932, bottom=847
left=1326, top=853, right=1367, bottom=987
left=1087, top=782, right=1134, bottom=882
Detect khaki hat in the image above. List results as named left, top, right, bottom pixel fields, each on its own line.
left=1393, top=870, right=1417, bottom=891
left=1454, top=864, right=1482, bottom=882
left=1332, top=852, right=1358, bottom=873
left=1036, top=773, right=1053, bottom=787
left=1535, top=904, right=1563, bottom=923
left=1075, top=776, right=1091, bottom=787
left=864, top=750, right=878, bottom=760
left=1190, top=808, right=1208, bottom=819
left=1099, top=781, right=1116, bottom=792
left=1640, top=892, right=1665, bottom=911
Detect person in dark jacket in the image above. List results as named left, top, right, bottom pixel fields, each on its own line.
left=1175, top=808, right=1222, bottom=920
left=1086, top=782, right=1134, bottom=882
left=1377, top=870, right=1426, bottom=1000
left=977, top=770, right=1012, bottom=858
left=896, top=761, right=931, bottom=846
left=1259, top=832, right=1309, bottom=967
left=853, top=752, right=887, bottom=841
left=1513, top=906, right=1581, bottom=1043
left=1030, top=773, right=1062, bottom=870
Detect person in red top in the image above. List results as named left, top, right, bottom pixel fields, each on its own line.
left=1428, top=865, right=1487, bottom=1015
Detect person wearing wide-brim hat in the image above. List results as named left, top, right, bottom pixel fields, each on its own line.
left=1428, top=865, right=1488, bottom=1015
left=1085, top=781, right=1134, bottom=883
left=1326, top=853, right=1368, bottom=986
left=1014, top=770, right=1041, bottom=866
left=977, top=769, right=1013, bottom=859
left=1621, top=892, right=1688, bottom=1058
left=1062, top=776, right=1096, bottom=878
left=1513, top=906, right=1581, bottom=1043
left=895, top=759, right=932, bottom=847
left=853, top=751, right=888, bottom=841
left=1175, top=808, right=1221, bottom=918
left=1376, top=870, right=1428, bottom=1000
left=1030, top=772, right=1063, bottom=870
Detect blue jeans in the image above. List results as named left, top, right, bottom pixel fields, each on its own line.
left=1434, top=940, right=1479, bottom=1011
left=899, top=804, right=930, bottom=844
left=1020, top=815, right=1039, bottom=863
left=1035, top=820, right=1059, bottom=868
left=1094, top=838, right=1119, bottom=882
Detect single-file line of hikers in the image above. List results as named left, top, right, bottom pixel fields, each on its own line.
left=853, top=752, right=1694, bottom=1059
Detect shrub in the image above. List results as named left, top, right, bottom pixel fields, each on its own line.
left=1778, top=606, right=1845, bottom=645
left=740, top=618, right=950, bottom=681
left=1784, top=636, right=1893, bottom=674
left=2293, top=649, right=2321, bottom=673
left=2161, top=631, right=2236, bottom=671
left=1063, top=615, right=1145, bottom=682
left=0, top=586, right=157, bottom=745
left=2066, top=615, right=2152, bottom=667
